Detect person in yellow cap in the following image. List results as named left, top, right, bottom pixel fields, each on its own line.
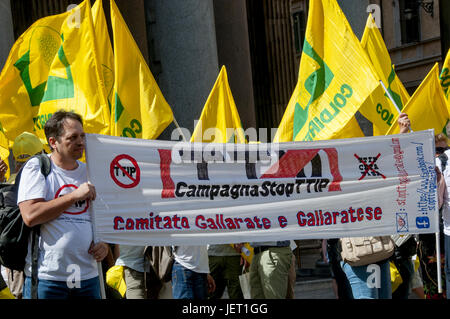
left=9, top=132, right=45, bottom=184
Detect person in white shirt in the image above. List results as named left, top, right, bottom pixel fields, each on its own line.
left=18, top=111, right=108, bottom=299
left=172, top=246, right=215, bottom=299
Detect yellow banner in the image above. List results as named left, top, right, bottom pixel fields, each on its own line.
left=110, top=0, right=173, bottom=139
left=387, top=64, right=448, bottom=135
left=274, top=0, right=379, bottom=143
left=36, top=0, right=110, bottom=142
left=360, top=14, right=410, bottom=135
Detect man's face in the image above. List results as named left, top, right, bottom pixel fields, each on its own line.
left=54, top=118, right=85, bottom=161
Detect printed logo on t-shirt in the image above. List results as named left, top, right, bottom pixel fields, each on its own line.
left=54, top=184, right=89, bottom=215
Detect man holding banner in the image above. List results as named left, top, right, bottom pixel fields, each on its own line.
left=18, top=111, right=108, bottom=299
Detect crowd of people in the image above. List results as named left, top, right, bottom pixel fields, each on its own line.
left=0, top=111, right=449, bottom=300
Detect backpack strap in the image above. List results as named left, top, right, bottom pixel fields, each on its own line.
left=30, top=227, right=40, bottom=299
left=12, top=154, right=51, bottom=191
left=35, top=154, right=52, bottom=179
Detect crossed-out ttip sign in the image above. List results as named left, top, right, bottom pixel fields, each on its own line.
left=354, top=153, right=386, bottom=180
left=110, top=154, right=141, bottom=189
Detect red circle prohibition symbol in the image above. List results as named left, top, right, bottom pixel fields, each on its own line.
left=54, top=184, right=89, bottom=215
left=110, top=154, right=141, bottom=189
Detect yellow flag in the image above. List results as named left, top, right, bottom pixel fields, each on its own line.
left=191, top=66, right=245, bottom=143
left=36, top=0, right=110, bottom=141
left=274, top=103, right=365, bottom=142
left=387, top=64, right=448, bottom=135
left=190, top=66, right=252, bottom=262
left=440, top=49, right=450, bottom=107
left=330, top=117, right=365, bottom=139
left=110, top=0, right=173, bottom=139
left=92, top=0, right=114, bottom=125
left=0, top=5, right=76, bottom=142
left=274, top=0, right=379, bottom=142
left=360, top=14, right=410, bottom=135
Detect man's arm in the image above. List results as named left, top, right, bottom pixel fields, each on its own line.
left=19, top=182, right=96, bottom=227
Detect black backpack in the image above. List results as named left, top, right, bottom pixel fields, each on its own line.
left=0, top=154, right=51, bottom=271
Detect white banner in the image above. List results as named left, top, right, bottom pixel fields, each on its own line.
left=86, top=130, right=438, bottom=246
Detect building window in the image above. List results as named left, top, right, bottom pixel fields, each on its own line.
left=399, top=0, right=421, bottom=44
left=292, top=11, right=306, bottom=54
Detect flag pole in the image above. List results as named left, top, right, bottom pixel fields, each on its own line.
left=436, top=231, right=443, bottom=293
left=96, top=257, right=107, bottom=299
left=172, top=117, right=187, bottom=142
left=380, top=80, right=414, bottom=132
left=85, top=143, right=107, bottom=300
left=379, top=80, right=402, bottom=114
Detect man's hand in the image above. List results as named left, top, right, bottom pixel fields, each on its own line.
left=398, top=113, right=411, bottom=133
left=233, top=243, right=244, bottom=254
left=207, top=274, right=216, bottom=294
left=72, top=182, right=96, bottom=202
left=20, top=182, right=96, bottom=228
left=0, top=159, right=7, bottom=182
left=88, top=242, right=109, bottom=262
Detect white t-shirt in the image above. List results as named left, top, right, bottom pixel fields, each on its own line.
left=17, top=155, right=98, bottom=281
left=435, top=151, right=450, bottom=236
left=173, top=246, right=209, bottom=273
left=115, top=245, right=149, bottom=273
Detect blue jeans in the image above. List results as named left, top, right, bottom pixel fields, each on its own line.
left=341, top=259, right=392, bottom=299
left=172, top=261, right=207, bottom=299
left=23, top=276, right=101, bottom=299
left=445, top=234, right=450, bottom=299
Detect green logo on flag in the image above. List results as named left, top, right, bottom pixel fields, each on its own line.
left=114, top=92, right=124, bottom=123
left=293, top=41, right=334, bottom=139
left=14, top=31, right=74, bottom=106
left=114, top=92, right=143, bottom=138
left=41, top=40, right=74, bottom=102
left=384, top=66, right=403, bottom=110
left=441, top=68, right=449, bottom=99
left=14, top=51, right=47, bottom=106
